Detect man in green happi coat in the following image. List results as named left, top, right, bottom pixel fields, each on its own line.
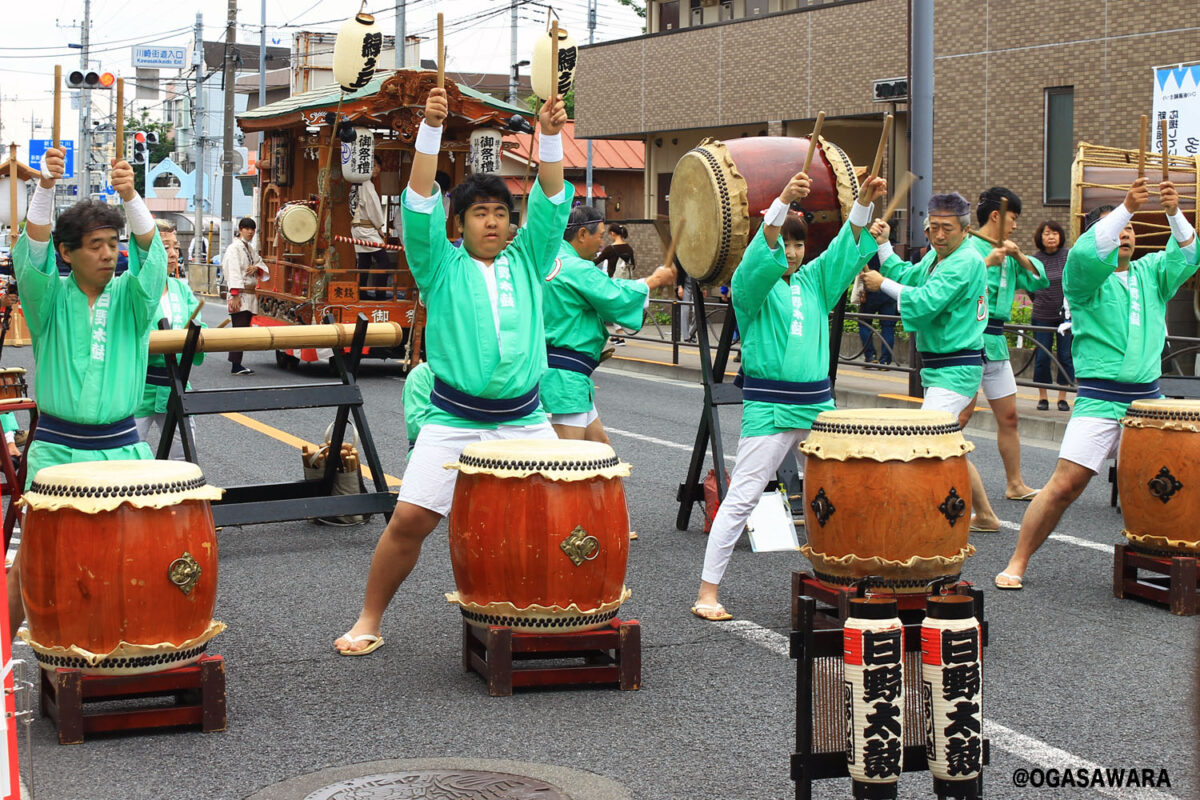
left=996, top=177, right=1199, bottom=590
left=336, top=88, right=572, bottom=655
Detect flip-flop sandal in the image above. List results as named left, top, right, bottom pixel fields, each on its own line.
left=969, top=524, right=1000, bottom=533
left=337, top=632, right=385, bottom=656
left=1006, top=490, right=1039, bottom=501
left=994, top=572, right=1023, bottom=590
left=691, top=603, right=733, bottom=622
left=629, top=531, right=638, bottom=540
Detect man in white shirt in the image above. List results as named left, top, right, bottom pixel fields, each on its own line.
left=223, top=217, right=267, bottom=375
left=352, top=156, right=391, bottom=300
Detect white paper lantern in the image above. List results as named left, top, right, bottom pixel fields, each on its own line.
left=341, top=127, right=375, bottom=184
left=0, top=178, right=29, bottom=228
left=530, top=26, right=578, bottom=100
left=468, top=129, right=504, bottom=175
left=333, top=13, right=383, bottom=93
left=921, top=595, right=983, bottom=792
left=844, top=598, right=904, bottom=796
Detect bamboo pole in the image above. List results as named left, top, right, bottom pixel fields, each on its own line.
left=801, top=111, right=825, bottom=175
left=149, top=321, right=405, bottom=355
left=8, top=144, right=17, bottom=231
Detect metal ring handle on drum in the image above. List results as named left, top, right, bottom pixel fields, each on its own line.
left=167, top=552, right=203, bottom=596
left=560, top=526, right=601, bottom=567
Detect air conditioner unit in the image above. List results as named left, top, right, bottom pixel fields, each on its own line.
left=702, top=0, right=718, bottom=6
left=873, top=77, right=908, bottom=103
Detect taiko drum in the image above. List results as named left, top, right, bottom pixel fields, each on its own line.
left=0, top=367, right=28, bottom=400
left=669, top=135, right=859, bottom=287
left=19, top=460, right=226, bottom=675
left=1118, top=399, right=1200, bottom=555
left=799, top=409, right=976, bottom=592
left=446, top=440, right=632, bottom=633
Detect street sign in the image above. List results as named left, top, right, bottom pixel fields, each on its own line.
left=27, top=139, right=76, bottom=179
left=131, top=45, right=187, bottom=69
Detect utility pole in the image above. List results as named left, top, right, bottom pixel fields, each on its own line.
left=221, top=0, right=236, bottom=252
left=584, top=0, right=596, bottom=203
left=25, top=114, right=43, bottom=142
left=395, top=0, right=406, bottom=68
left=258, top=0, right=266, bottom=107
left=908, top=0, right=932, bottom=251
left=79, top=0, right=91, bottom=198
left=193, top=12, right=206, bottom=269
left=509, top=0, right=518, bottom=105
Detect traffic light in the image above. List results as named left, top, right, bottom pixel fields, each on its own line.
left=130, top=131, right=149, bottom=165
left=66, top=70, right=116, bottom=90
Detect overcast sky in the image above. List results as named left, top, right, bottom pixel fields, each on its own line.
left=0, top=0, right=644, bottom=151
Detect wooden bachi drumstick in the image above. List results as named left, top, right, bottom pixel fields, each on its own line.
left=1161, top=118, right=1170, bottom=181
left=1137, top=114, right=1148, bottom=178
left=998, top=196, right=1009, bottom=243
left=880, top=171, right=916, bottom=220
left=436, top=14, right=444, bottom=89
left=115, top=78, right=125, bottom=163
left=969, top=230, right=1000, bottom=247
left=52, top=66, right=62, bottom=149
left=801, top=111, right=825, bottom=175
left=860, top=114, right=893, bottom=202
left=661, top=216, right=685, bottom=272
left=187, top=297, right=205, bottom=326
left=550, top=20, right=559, bottom=103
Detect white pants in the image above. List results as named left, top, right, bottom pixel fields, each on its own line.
left=1058, top=415, right=1121, bottom=475
left=549, top=407, right=599, bottom=429
left=981, top=359, right=1018, bottom=400
left=135, top=414, right=197, bottom=461
left=397, top=421, right=556, bottom=516
left=922, top=387, right=976, bottom=418
left=701, top=429, right=808, bottom=585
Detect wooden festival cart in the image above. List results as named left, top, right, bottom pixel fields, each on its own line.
left=236, top=68, right=533, bottom=369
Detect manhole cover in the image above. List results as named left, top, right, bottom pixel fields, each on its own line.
left=303, top=770, right=571, bottom=800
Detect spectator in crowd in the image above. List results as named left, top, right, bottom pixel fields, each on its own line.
left=854, top=252, right=898, bottom=367
left=1030, top=220, right=1073, bottom=411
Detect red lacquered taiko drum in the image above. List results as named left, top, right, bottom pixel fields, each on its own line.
left=1118, top=399, right=1200, bottom=555
left=799, top=409, right=977, bottom=592
left=669, top=135, right=859, bottom=286
left=445, top=440, right=632, bottom=633
left=18, top=460, right=226, bottom=675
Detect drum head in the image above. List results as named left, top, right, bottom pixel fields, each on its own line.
left=669, top=140, right=749, bottom=286
left=24, top=459, right=223, bottom=512
left=452, top=439, right=630, bottom=481
left=1122, top=398, right=1200, bottom=428
left=0, top=368, right=26, bottom=376
left=801, top=408, right=974, bottom=462
left=278, top=204, right=318, bottom=246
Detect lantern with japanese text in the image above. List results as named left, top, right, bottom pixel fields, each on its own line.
left=468, top=128, right=504, bottom=175
left=530, top=26, right=578, bottom=100
left=844, top=597, right=904, bottom=798
left=921, top=595, right=983, bottom=796
left=341, top=126, right=375, bottom=184
left=333, top=13, right=383, bottom=93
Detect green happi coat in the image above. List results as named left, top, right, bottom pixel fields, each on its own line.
left=967, top=235, right=1048, bottom=361
left=14, top=230, right=167, bottom=486
left=881, top=239, right=988, bottom=398
left=542, top=240, right=649, bottom=414
left=401, top=180, right=572, bottom=429
left=1065, top=229, right=1200, bottom=420
left=403, top=361, right=435, bottom=448
left=136, top=276, right=206, bottom=418
left=735, top=221, right=877, bottom=437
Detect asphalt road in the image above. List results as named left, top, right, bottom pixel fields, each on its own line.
left=3, top=304, right=1195, bottom=800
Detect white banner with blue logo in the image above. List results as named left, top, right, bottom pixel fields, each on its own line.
left=1152, top=63, right=1200, bottom=157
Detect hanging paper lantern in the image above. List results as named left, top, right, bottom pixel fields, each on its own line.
left=844, top=597, right=904, bottom=799
left=468, top=128, right=504, bottom=175
left=341, top=127, right=375, bottom=184
left=333, top=13, right=383, bottom=93
left=0, top=178, right=28, bottom=228
left=922, top=594, right=983, bottom=795
left=530, top=26, right=578, bottom=100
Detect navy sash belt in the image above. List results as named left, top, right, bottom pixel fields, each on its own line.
left=431, top=378, right=540, bottom=423
left=984, top=318, right=1006, bottom=336
left=919, top=349, right=984, bottom=369
left=547, top=346, right=599, bottom=377
left=34, top=413, right=141, bottom=450
left=146, top=365, right=172, bottom=387
left=1077, top=378, right=1161, bottom=404
left=734, top=372, right=833, bottom=405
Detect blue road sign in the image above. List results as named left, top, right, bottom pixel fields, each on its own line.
left=27, top=139, right=75, bottom=179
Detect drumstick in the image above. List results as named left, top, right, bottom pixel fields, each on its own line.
left=998, top=196, right=1009, bottom=243
left=1137, top=114, right=1147, bottom=178
left=880, top=171, right=916, bottom=220
left=859, top=114, right=893, bottom=203
left=801, top=111, right=825, bottom=175
left=436, top=13, right=444, bottom=89
left=549, top=20, right=559, bottom=103
left=52, top=65, right=62, bottom=149
left=1161, top=118, right=1170, bottom=181
left=662, top=216, right=685, bottom=272
left=969, top=229, right=1000, bottom=247
left=115, top=78, right=125, bottom=163
left=187, top=296, right=205, bottom=326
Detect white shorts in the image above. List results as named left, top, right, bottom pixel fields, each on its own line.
left=548, top=407, right=599, bottom=429
left=922, top=387, right=975, bottom=418
left=1058, top=415, right=1121, bottom=474
left=397, top=421, right=556, bottom=515
left=981, top=359, right=1017, bottom=400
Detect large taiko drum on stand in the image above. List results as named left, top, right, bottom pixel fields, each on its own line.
left=1118, top=399, right=1200, bottom=555
left=445, top=440, right=632, bottom=633
left=669, top=135, right=859, bottom=287
left=276, top=201, right=319, bottom=246
left=799, top=409, right=976, bottom=592
left=18, top=460, right=226, bottom=675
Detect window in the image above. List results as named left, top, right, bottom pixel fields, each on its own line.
left=746, top=0, right=770, bottom=16
left=659, top=0, right=679, bottom=31
left=1044, top=87, right=1074, bottom=205
left=720, top=0, right=734, bottom=20
left=690, top=0, right=704, bottom=26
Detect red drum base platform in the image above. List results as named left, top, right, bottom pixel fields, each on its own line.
left=1113, top=542, right=1199, bottom=616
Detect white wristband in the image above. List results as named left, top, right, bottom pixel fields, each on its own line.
left=538, top=132, right=563, bottom=163
left=1167, top=209, right=1197, bottom=245
left=880, top=278, right=903, bottom=301
left=848, top=201, right=874, bottom=228
left=415, top=121, right=443, bottom=156
left=123, top=193, right=155, bottom=237
left=27, top=182, right=54, bottom=226
left=764, top=197, right=790, bottom=227
left=877, top=241, right=895, bottom=263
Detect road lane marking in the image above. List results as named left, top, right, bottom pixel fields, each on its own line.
left=720, top=620, right=1179, bottom=800
left=606, top=427, right=736, bottom=463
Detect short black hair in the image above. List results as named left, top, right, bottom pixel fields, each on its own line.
left=238, top=217, right=256, bottom=231
left=976, top=187, right=1022, bottom=227
left=1033, top=219, right=1066, bottom=251
left=1082, top=205, right=1115, bottom=233
left=564, top=205, right=604, bottom=242
left=53, top=199, right=124, bottom=252
left=780, top=212, right=808, bottom=243
left=449, top=174, right=514, bottom=222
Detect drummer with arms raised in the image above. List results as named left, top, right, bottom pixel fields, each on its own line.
left=543, top=205, right=675, bottom=443
left=861, top=193, right=1002, bottom=531
left=334, top=87, right=572, bottom=655
left=7, top=145, right=167, bottom=637
left=995, top=177, right=1198, bottom=590
left=692, top=172, right=886, bottom=621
